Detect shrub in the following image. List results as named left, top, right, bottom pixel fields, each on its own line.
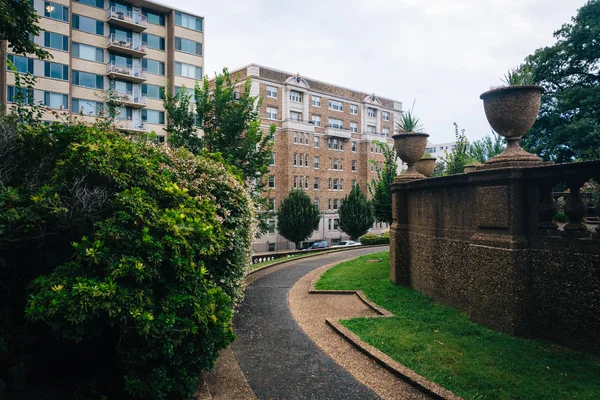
left=359, top=233, right=390, bottom=245
left=0, top=120, right=252, bottom=399
left=553, top=212, right=569, bottom=223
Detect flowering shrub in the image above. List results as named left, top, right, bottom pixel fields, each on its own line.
left=0, top=119, right=252, bottom=399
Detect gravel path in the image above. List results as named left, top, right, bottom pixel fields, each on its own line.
left=231, top=247, right=386, bottom=400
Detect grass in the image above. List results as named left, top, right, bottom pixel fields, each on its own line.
left=250, top=250, right=328, bottom=270
left=316, top=252, right=600, bottom=400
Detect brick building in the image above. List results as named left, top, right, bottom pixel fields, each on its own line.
left=229, top=64, right=403, bottom=252
left=1, top=0, right=204, bottom=142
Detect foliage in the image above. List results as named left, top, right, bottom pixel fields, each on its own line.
left=338, top=185, right=374, bottom=241
left=468, top=131, right=505, bottom=163
left=368, top=142, right=397, bottom=224
left=0, top=120, right=252, bottom=399
left=0, top=0, right=50, bottom=59
left=164, top=68, right=275, bottom=234
left=501, top=64, right=535, bottom=86
left=444, top=123, right=472, bottom=175
left=422, top=151, right=432, bottom=158
left=276, top=190, right=320, bottom=248
left=358, top=233, right=390, bottom=245
left=316, top=252, right=600, bottom=400
left=553, top=212, right=569, bottom=223
left=521, top=0, right=600, bottom=162
left=395, top=109, right=424, bottom=133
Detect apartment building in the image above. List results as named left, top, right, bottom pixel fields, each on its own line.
left=426, top=141, right=456, bottom=160
left=0, top=0, right=204, bottom=142
left=228, top=64, right=403, bottom=252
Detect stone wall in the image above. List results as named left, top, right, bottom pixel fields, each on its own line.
left=390, top=161, right=600, bottom=354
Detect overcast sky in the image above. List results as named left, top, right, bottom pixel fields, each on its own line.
left=170, top=0, right=586, bottom=144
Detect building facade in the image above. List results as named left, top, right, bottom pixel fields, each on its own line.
left=229, top=64, right=403, bottom=252
left=1, top=0, right=204, bottom=142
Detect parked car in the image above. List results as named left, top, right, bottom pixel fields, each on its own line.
left=306, top=240, right=328, bottom=250
left=331, top=240, right=361, bottom=248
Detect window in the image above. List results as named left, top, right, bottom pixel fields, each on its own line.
left=75, top=0, right=104, bottom=8
left=314, top=198, right=319, bottom=208
left=328, top=179, right=332, bottom=190
left=304, top=154, right=309, bottom=167
left=350, top=122, right=358, bottom=133
left=305, top=176, right=309, bottom=189
left=290, top=111, right=302, bottom=121
left=333, top=218, right=339, bottom=230
left=367, top=108, right=377, bottom=118
left=314, top=136, right=319, bottom=148
left=44, top=91, right=69, bottom=109
left=352, top=160, right=357, bottom=172
left=142, top=84, right=163, bottom=100
left=299, top=154, right=303, bottom=167
left=44, top=61, right=68, bottom=80
left=312, top=96, right=321, bottom=107
left=311, top=115, right=321, bottom=127
left=269, top=153, right=275, bottom=166
left=327, top=138, right=341, bottom=150
left=303, top=133, right=309, bottom=144
left=333, top=198, right=339, bottom=209
left=142, top=7, right=165, bottom=25
left=43, top=32, right=69, bottom=51
left=350, top=104, right=358, bottom=115
left=352, top=180, right=357, bottom=188
left=314, top=156, right=319, bottom=169
left=383, top=127, right=390, bottom=137
left=114, top=106, right=132, bottom=121
left=328, top=118, right=343, bottom=130
left=72, top=15, right=104, bottom=35
left=7, top=55, right=33, bottom=74
left=367, top=125, right=376, bottom=134
left=266, top=107, right=277, bottom=120
left=268, top=176, right=275, bottom=188
left=328, top=99, right=343, bottom=111
left=6, top=86, right=33, bottom=103
left=426, top=147, right=436, bottom=153
left=142, top=59, right=165, bottom=76
left=289, top=90, right=302, bottom=102
left=293, top=132, right=298, bottom=144
left=141, top=109, right=165, bottom=125
left=268, top=198, right=275, bottom=211
left=352, top=142, right=356, bottom=152
left=382, top=111, right=389, bottom=121
left=314, top=177, right=319, bottom=190
left=293, top=176, right=298, bottom=188
left=72, top=98, right=103, bottom=116
left=175, top=87, right=195, bottom=102
left=142, top=33, right=165, bottom=50
left=328, top=218, right=332, bottom=229
left=72, top=43, right=104, bottom=63
left=44, top=2, right=69, bottom=22
left=268, top=220, right=275, bottom=234
left=175, top=12, right=203, bottom=32
left=174, top=62, right=202, bottom=79
left=73, top=71, right=103, bottom=89
left=266, top=85, right=277, bottom=98
left=175, top=37, right=202, bottom=55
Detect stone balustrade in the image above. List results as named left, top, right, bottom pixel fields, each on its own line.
left=390, top=160, right=600, bottom=353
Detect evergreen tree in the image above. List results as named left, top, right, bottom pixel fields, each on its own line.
left=368, top=141, right=397, bottom=224
left=338, top=185, right=374, bottom=241
left=277, top=190, right=320, bottom=248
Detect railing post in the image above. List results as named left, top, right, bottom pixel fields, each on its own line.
left=565, top=177, right=587, bottom=231
left=538, top=179, right=558, bottom=229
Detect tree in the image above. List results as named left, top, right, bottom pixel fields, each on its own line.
left=338, top=185, right=374, bottom=241
left=469, top=131, right=505, bottom=163
left=276, top=190, right=320, bottom=248
left=521, top=0, right=600, bottom=162
left=0, top=0, right=49, bottom=59
left=163, top=84, right=201, bottom=153
left=368, top=141, right=397, bottom=224
left=444, top=122, right=471, bottom=175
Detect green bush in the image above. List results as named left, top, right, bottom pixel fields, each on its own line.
left=0, top=120, right=252, bottom=399
left=359, top=233, right=390, bottom=245
left=553, top=212, right=569, bottom=223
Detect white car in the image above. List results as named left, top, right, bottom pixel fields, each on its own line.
left=331, top=240, right=361, bottom=248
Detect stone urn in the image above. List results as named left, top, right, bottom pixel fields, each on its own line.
left=479, top=85, right=544, bottom=167
left=415, top=156, right=436, bottom=177
left=392, top=132, right=430, bottom=181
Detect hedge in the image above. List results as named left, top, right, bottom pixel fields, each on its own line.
left=359, top=232, right=390, bottom=245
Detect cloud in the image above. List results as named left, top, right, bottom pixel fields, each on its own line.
left=169, top=0, right=586, bottom=142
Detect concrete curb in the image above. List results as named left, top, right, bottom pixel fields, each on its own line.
left=309, top=257, right=464, bottom=400
left=247, top=245, right=389, bottom=276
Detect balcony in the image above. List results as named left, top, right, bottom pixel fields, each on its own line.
left=113, top=90, right=147, bottom=108
left=282, top=119, right=315, bottom=132
left=106, top=7, right=147, bottom=32
left=324, top=127, right=352, bottom=140
left=106, top=34, right=147, bottom=57
left=115, top=119, right=146, bottom=132
left=106, top=62, right=147, bottom=83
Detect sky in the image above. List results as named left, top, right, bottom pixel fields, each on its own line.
left=169, top=0, right=586, bottom=144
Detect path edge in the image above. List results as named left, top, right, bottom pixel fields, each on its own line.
left=309, top=257, right=464, bottom=400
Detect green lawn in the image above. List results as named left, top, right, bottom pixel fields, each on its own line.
left=316, top=252, right=600, bottom=400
